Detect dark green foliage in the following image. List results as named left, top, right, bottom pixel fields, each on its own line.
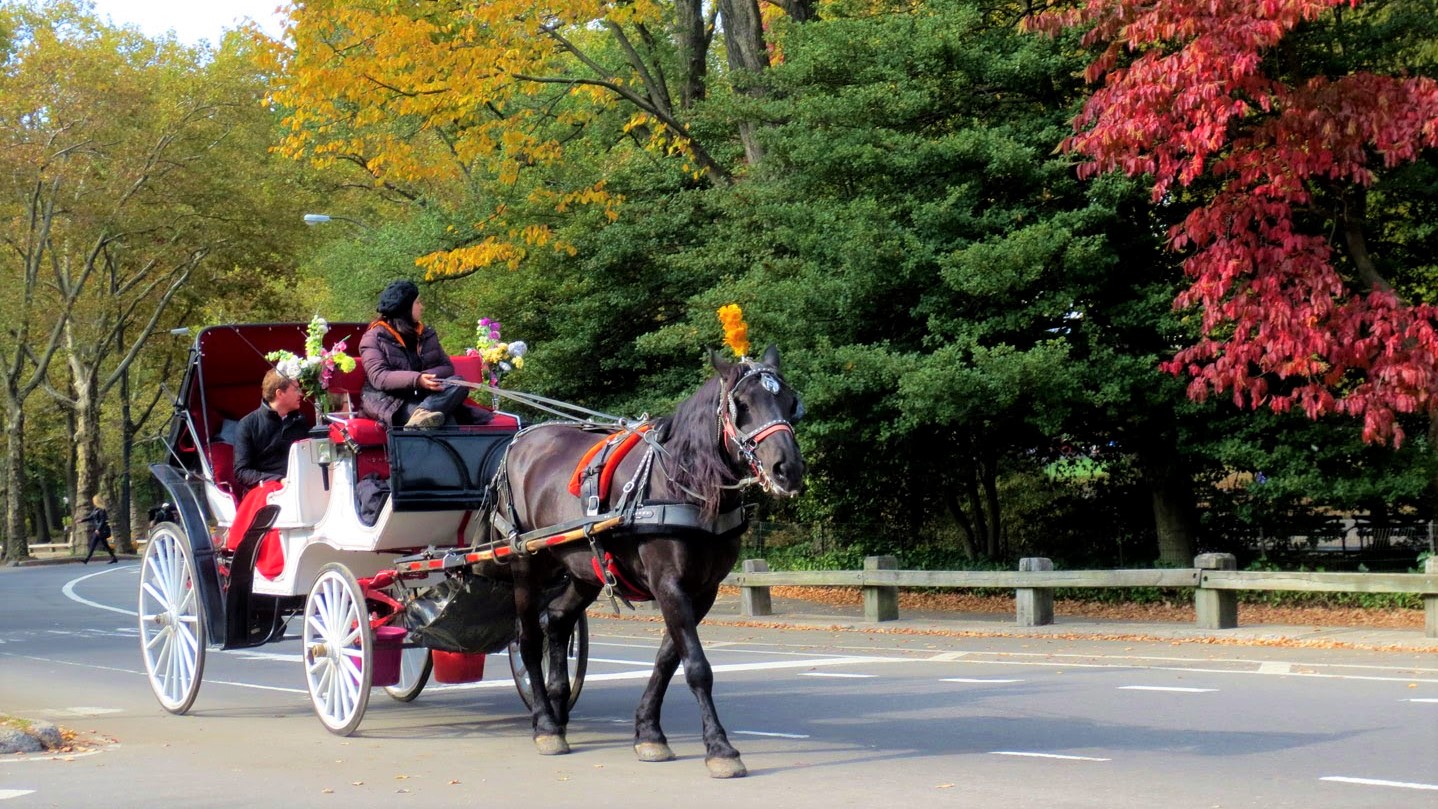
left=298, top=0, right=1433, bottom=575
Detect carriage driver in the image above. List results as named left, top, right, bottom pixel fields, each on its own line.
left=358, top=279, right=471, bottom=429
left=233, top=368, right=312, bottom=491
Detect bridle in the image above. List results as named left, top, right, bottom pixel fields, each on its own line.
left=716, top=362, right=800, bottom=495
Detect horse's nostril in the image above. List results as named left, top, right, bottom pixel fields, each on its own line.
left=770, top=459, right=806, bottom=493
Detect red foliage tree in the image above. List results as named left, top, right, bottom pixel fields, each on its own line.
left=1030, top=0, right=1438, bottom=444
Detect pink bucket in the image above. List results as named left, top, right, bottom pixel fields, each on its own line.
left=370, top=625, right=407, bottom=687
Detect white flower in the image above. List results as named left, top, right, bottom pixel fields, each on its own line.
left=508, top=340, right=527, bottom=358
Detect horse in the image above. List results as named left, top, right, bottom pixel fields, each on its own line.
left=486, top=345, right=805, bottom=778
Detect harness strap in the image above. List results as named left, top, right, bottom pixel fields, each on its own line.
left=568, top=424, right=653, bottom=514
left=590, top=551, right=652, bottom=603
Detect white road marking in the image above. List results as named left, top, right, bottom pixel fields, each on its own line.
left=928, top=651, right=969, bottom=661
left=990, top=751, right=1110, bottom=762
left=799, top=672, right=875, bottom=678
left=1118, top=686, right=1217, bottom=693
left=432, top=655, right=899, bottom=691
left=1321, top=776, right=1438, bottom=791
left=733, top=730, right=810, bottom=738
left=942, top=678, right=1023, bottom=684
left=0, top=790, right=36, bottom=800
left=207, top=680, right=306, bottom=694
left=931, top=657, right=1438, bottom=685
left=1408, top=698, right=1438, bottom=703
left=61, top=567, right=137, bottom=617
left=587, top=656, right=655, bottom=667
left=1257, top=661, right=1291, bottom=674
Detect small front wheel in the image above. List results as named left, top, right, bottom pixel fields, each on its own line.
left=138, top=522, right=207, bottom=714
left=303, top=563, right=372, bottom=735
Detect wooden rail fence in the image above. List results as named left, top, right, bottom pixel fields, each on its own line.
left=722, top=553, right=1438, bottom=639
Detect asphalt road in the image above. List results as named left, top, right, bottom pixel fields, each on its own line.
left=1, top=562, right=1435, bottom=808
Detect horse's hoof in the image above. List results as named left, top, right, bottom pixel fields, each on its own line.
left=634, top=742, right=675, bottom=762
left=706, top=756, right=748, bottom=779
left=535, top=734, right=571, bottom=756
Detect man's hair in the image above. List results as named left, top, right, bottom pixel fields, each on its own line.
left=262, top=369, right=297, bottom=404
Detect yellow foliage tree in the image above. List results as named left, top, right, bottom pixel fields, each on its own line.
left=272, top=0, right=787, bottom=280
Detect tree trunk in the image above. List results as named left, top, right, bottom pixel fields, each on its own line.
left=1140, top=449, right=1198, bottom=566
left=716, top=0, right=770, bottom=165
left=4, top=408, right=28, bottom=560
left=674, top=0, right=708, bottom=109
left=70, top=366, right=104, bottom=534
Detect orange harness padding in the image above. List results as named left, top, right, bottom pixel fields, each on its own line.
left=566, top=424, right=653, bottom=503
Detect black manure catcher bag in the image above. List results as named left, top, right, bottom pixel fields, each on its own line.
left=398, top=574, right=517, bottom=654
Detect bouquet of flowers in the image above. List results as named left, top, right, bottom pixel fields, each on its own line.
left=466, top=316, right=527, bottom=386
left=717, top=304, right=750, bottom=359
left=265, top=315, right=357, bottom=401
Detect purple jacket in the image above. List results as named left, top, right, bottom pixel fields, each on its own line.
left=358, top=320, right=453, bottom=424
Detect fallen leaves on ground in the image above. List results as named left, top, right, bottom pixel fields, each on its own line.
left=746, top=586, right=1425, bottom=630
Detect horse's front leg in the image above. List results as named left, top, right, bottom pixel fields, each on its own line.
left=514, top=574, right=569, bottom=755
left=633, top=631, right=680, bottom=762
left=542, top=580, right=597, bottom=727
left=647, top=584, right=745, bottom=778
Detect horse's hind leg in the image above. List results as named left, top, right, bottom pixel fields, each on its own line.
left=514, top=566, right=570, bottom=755
left=642, top=584, right=746, bottom=778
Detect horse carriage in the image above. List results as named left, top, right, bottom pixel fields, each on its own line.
left=141, top=320, right=805, bottom=777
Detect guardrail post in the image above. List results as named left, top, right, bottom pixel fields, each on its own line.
left=1016, top=557, right=1054, bottom=626
left=863, top=556, right=899, bottom=622
left=1426, top=557, right=1438, bottom=639
left=1194, top=553, right=1238, bottom=630
left=739, top=559, right=772, bottom=618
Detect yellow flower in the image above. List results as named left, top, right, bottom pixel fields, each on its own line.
left=717, top=304, right=750, bottom=358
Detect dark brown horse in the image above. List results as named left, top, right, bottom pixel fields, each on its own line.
left=488, top=346, right=805, bottom=777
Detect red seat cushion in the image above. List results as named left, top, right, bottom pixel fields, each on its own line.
left=207, top=442, right=240, bottom=503
left=450, top=354, right=486, bottom=384
left=331, top=417, right=388, bottom=448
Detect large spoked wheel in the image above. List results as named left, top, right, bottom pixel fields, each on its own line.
left=509, top=611, right=589, bottom=710
left=303, top=563, right=372, bottom=736
left=138, top=522, right=207, bottom=714
left=384, top=646, right=432, bottom=702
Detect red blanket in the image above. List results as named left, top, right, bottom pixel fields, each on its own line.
left=225, top=480, right=286, bottom=579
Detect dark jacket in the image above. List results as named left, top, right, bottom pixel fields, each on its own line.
left=234, top=402, right=312, bottom=489
left=359, top=319, right=453, bottom=424
left=83, top=507, right=110, bottom=539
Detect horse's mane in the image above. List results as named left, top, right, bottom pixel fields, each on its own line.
left=653, top=370, right=741, bottom=517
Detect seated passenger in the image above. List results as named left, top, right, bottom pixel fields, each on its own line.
left=359, top=279, right=470, bottom=429
left=233, top=368, right=312, bottom=490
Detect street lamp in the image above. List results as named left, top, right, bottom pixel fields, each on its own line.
left=302, top=213, right=372, bottom=229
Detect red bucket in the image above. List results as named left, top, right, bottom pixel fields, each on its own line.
left=433, top=650, right=487, bottom=684
left=370, top=625, right=407, bottom=688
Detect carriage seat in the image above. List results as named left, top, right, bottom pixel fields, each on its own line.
left=330, top=417, right=392, bottom=480
left=207, top=441, right=240, bottom=502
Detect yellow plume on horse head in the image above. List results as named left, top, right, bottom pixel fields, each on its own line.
left=717, top=304, right=750, bottom=359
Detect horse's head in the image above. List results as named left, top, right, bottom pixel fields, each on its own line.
left=712, top=345, right=807, bottom=497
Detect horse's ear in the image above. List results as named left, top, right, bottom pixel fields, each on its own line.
left=761, top=344, right=780, bottom=370
left=709, top=348, right=732, bottom=374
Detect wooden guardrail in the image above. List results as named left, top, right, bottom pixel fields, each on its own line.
left=722, top=553, right=1438, bottom=639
